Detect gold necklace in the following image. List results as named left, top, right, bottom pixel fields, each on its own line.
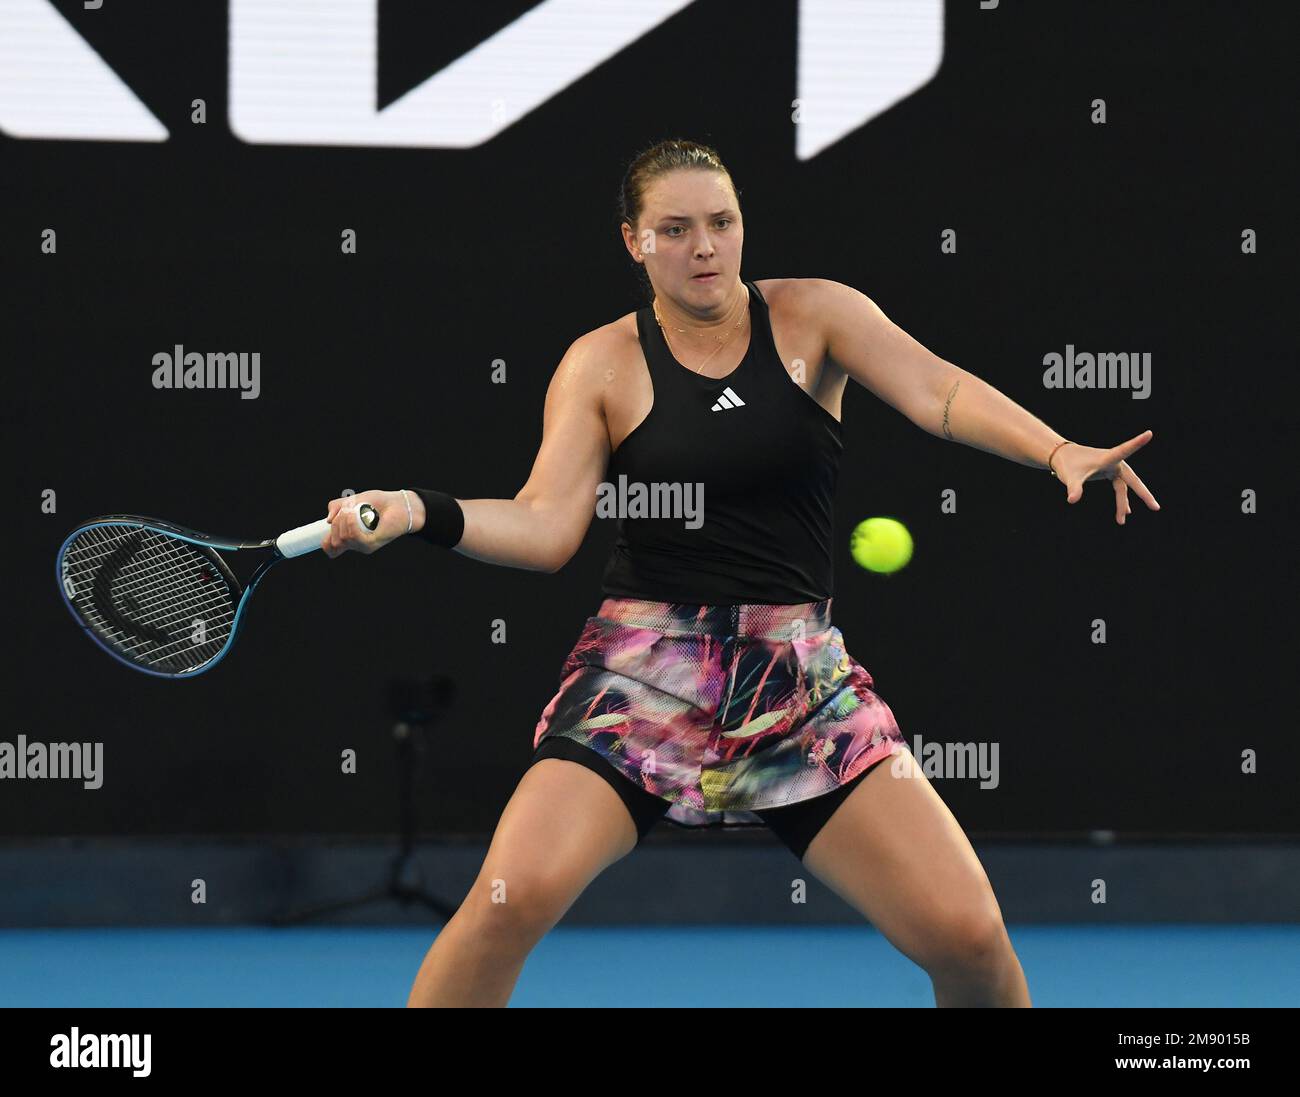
left=653, top=284, right=749, bottom=375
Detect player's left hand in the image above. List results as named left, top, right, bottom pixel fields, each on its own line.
left=1052, top=430, right=1160, bottom=525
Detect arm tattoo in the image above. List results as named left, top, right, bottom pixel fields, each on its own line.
left=941, top=378, right=961, bottom=440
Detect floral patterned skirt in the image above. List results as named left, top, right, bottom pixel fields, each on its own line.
left=533, top=596, right=908, bottom=828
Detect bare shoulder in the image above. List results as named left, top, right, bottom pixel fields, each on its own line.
left=550, top=315, right=637, bottom=385
left=753, top=276, right=811, bottom=308
left=569, top=312, right=641, bottom=365
left=756, top=277, right=868, bottom=368
left=756, top=276, right=868, bottom=319
left=542, top=313, right=643, bottom=442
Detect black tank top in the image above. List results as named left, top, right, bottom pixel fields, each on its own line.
left=600, top=280, right=844, bottom=605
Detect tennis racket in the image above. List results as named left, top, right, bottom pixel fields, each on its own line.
left=56, top=504, right=380, bottom=678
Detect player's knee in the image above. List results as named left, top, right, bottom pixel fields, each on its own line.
left=462, top=867, right=578, bottom=946
left=920, top=903, right=1009, bottom=979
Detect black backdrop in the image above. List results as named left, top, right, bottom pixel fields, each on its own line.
left=3, top=0, right=1295, bottom=840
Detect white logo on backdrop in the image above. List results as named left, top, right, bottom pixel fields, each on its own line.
left=0, top=0, right=943, bottom=159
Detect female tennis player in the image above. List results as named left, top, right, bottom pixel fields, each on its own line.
left=323, top=140, right=1158, bottom=1008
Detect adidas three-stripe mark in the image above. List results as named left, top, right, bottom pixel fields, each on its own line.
left=711, top=386, right=746, bottom=411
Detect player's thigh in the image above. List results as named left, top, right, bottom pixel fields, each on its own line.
left=801, top=749, right=1008, bottom=972
left=463, top=756, right=641, bottom=940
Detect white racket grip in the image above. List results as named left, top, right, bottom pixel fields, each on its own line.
left=277, top=519, right=332, bottom=558
left=277, top=504, right=379, bottom=558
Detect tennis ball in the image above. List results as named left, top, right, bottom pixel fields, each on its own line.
left=850, top=517, right=913, bottom=574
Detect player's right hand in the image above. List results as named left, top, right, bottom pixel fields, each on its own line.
left=321, top=490, right=411, bottom=558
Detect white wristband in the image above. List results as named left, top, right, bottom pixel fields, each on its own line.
left=400, top=488, right=413, bottom=535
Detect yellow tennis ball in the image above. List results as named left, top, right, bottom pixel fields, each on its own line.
left=850, top=517, right=913, bottom=574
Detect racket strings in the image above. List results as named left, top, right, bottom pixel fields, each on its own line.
left=71, top=531, right=230, bottom=629
left=73, top=534, right=234, bottom=668
left=96, top=541, right=229, bottom=623
left=61, top=524, right=239, bottom=672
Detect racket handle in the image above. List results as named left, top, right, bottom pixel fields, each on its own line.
left=277, top=503, right=380, bottom=558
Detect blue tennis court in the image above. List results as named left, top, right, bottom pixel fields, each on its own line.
left=2, top=925, right=1295, bottom=1007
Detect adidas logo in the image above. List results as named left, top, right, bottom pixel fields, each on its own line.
left=711, top=386, right=746, bottom=412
